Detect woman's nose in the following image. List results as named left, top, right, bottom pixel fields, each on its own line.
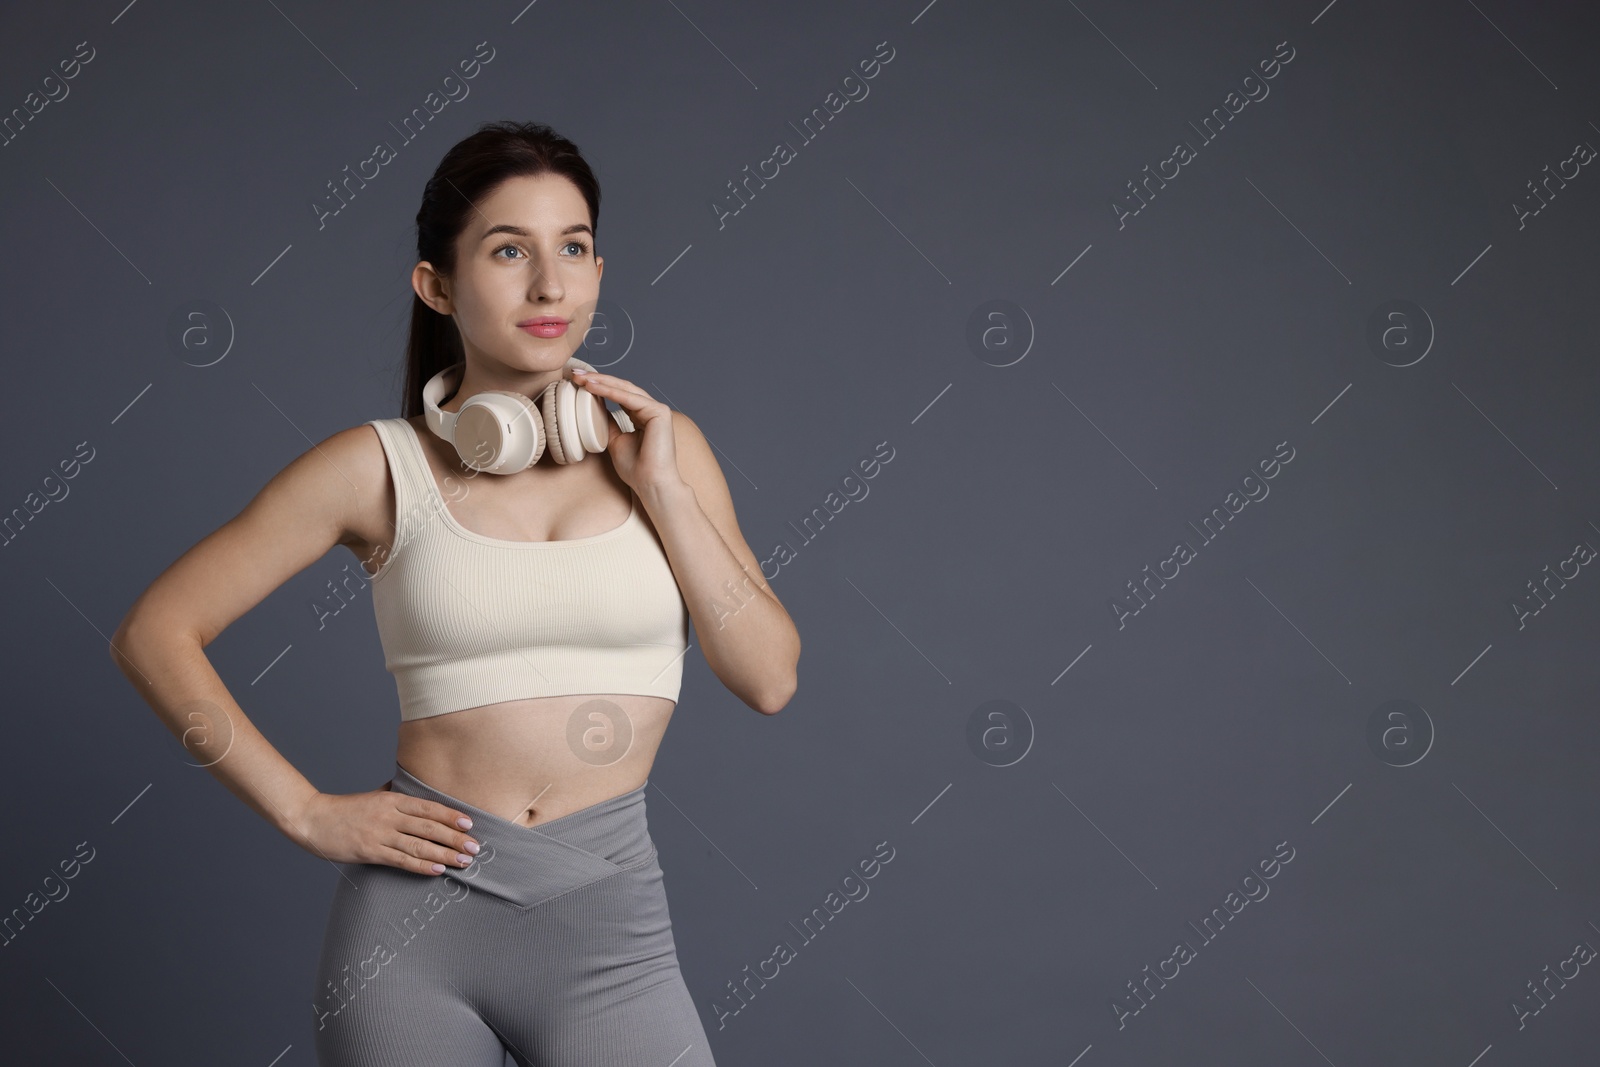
left=527, top=262, right=563, bottom=299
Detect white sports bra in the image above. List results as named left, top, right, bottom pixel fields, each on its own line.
left=362, top=418, right=690, bottom=721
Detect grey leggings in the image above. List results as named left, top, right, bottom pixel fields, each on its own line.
left=312, top=763, right=718, bottom=1066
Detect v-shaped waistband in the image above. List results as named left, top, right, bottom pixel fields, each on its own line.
left=387, top=763, right=654, bottom=910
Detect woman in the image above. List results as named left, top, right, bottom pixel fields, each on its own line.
left=110, top=120, right=800, bottom=1066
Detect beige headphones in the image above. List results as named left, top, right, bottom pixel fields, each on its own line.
left=422, top=356, right=635, bottom=474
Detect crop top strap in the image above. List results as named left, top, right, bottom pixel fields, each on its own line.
left=366, top=418, right=441, bottom=544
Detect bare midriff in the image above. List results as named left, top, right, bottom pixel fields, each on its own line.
left=395, top=693, right=677, bottom=829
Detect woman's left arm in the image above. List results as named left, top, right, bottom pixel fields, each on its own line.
left=573, top=369, right=799, bottom=714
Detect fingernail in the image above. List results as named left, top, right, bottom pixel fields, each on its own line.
left=457, top=853, right=474, bottom=865
left=463, top=840, right=480, bottom=854
left=431, top=863, right=445, bottom=873
left=457, top=817, right=473, bottom=829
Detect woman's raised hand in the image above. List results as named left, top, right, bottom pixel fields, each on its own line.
left=570, top=369, right=684, bottom=494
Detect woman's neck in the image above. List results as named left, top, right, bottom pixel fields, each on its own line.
left=441, top=360, right=570, bottom=413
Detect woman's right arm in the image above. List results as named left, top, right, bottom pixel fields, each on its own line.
left=109, top=425, right=480, bottom=875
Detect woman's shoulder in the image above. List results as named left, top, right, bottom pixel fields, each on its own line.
left=298, top=417, right=418, bottom=509
left=322, top=416, right=400, bottom=460
left=331, top=415, right=429, bottom=455
left=306, top=417, right=414, bottom=559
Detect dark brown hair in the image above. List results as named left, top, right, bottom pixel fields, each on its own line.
left=400, top=120, right=601, bottom=418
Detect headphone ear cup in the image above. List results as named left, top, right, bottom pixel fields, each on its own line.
left=572, top=382, right=610, bottom=454
left=539, top=379, right=573, bottom=464
left=536, top=373, right=612, bottom=464
left=458, top=391, right=543, bottom=472
left=559, top=378, right=609, bottom=459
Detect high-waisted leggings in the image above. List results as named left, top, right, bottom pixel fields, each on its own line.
left=311, top=763, right=718, bottom=1066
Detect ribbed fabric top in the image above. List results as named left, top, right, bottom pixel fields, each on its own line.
left=363, top=418, right=689, bottom=721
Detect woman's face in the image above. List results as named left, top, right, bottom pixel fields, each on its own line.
left=425, top=171, right=602, bottom=371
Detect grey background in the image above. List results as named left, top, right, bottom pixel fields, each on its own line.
left=2, top=0, right=1597, bottom=1063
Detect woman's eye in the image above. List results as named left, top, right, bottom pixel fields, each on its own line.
left=493, top=241, right=588, bottom=259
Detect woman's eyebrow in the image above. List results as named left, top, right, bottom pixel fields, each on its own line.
left=480, top=223, right=593, bottom=241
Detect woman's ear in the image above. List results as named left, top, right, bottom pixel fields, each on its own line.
left=412, top=261, right=453, bottom=315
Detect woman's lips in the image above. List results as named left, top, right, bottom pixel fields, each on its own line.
left=519, top=321, right=568, bottom=338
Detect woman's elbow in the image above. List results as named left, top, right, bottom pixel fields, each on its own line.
left=753, top=672, right=797, bottom=715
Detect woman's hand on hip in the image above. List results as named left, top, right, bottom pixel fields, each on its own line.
left=291, top=787, right=481, bottom=875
